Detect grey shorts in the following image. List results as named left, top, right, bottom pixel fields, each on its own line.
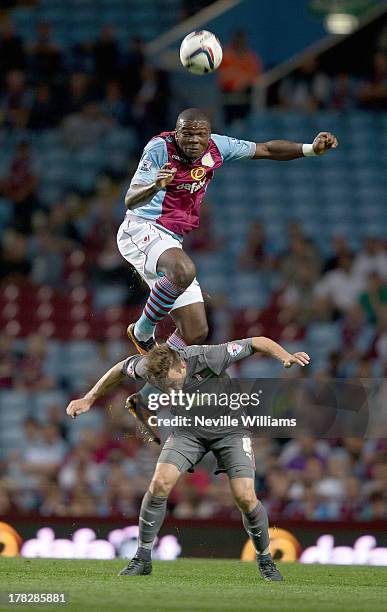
left=158, top=433, right=256, bottom=479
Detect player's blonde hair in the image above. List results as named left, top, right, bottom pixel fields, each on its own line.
left=145, top=344, right=184, bottom=387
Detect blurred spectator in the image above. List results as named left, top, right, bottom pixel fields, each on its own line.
left=0, top=19, right=26, bottom=79
left=27, top=21, right=63, bottom=84
left=30, top=229, right=64, bottom=286
left=28, top=83, right=59, bottom=129
left=314, top=254, right=364, bottom=313
left=0, top=229, right=31, bottom=280
left=359, top=273, right=387, bottom=324
left=358, top=51, right=387, bottom=110
left=218, top=31, right=262, bottom=125
left=330, top=72, right=358, bottom=110
left=0, top=69, right=32, bottom=128
left=62, top=102, right=110, bottom=149
left=93, top=25, right=120, bottom=85
left=353, top=237, right=387, bottom=283
left=278, top=56, right=331, bottom=111
left=14, top=334, right=55, bottom=391
left=1, top=140, right=40, bottom=234
left=120, top=37, right=145, bottom=101
left=238, top=222, right=268, bottom=270
left=0, top=332, right=16, bottom=389
left=102, top=80, right=129, bottom=125
left=324, top=235, right=353, bottom=274
left=132, top=65, right=169, bottom=149
left=62, top=72, right=92, bottom=115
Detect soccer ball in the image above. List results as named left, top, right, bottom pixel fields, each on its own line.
left=180, top=30, right=223, bottom=75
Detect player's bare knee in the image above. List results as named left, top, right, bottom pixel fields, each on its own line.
left=182, top=322, right=208, bottom=345
left=234, top=491, right=257, bottom=513
left=149, top=476, right=174, bottom=497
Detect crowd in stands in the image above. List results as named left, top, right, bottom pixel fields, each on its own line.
left=2, top=417, right=387, bottom=521
left=0, top=18, right=169, bottom=146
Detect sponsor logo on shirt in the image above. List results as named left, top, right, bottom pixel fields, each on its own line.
left=140, top=158, right=152, bottom=172
left=190, top=167, right=206, bottom=180
left=172, top=154, right=188, bottom=162
left=201, top=152, right=215, bottom=167
left=227, top=343, right=243, bottom=357
left=177, top=178, right=206, bottom=193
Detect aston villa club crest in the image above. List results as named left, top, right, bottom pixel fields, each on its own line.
left=201, top=152, right=215, bottom=167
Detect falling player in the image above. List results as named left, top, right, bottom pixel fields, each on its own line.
left=117, top=107, right=338, bottom=353
left=66, top=335, right=310, bottom=580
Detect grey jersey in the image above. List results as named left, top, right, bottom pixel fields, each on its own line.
left=122, top=339, right=254, bottom=437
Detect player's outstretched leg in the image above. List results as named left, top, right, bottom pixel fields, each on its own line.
left=119, top=464, right=180, bottom=576
left=129, top=248, right=195, bottom=353
left=230, top=475, right=283, bottom=581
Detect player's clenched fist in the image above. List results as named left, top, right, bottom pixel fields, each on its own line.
left=283, top=352, right=310, bottom=368
left=155, top=163, right=177, bottom=189
left=312, top=132, right=338, bottom=155
left=66, top=397, right=92, bottom=418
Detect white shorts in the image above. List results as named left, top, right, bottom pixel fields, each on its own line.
left=116, top=214, right=203, bottom=311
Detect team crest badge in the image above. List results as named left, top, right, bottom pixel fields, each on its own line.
left=201, top=152, right=215, bottom=167
left=227, top=343, right=243, bottom=357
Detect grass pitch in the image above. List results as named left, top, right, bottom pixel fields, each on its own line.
left=0, top=558, right=386, bottom=612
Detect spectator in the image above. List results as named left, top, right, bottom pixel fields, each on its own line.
left=353, top=237, right=387, bottom=283
left=218, top=31, right=262, bottom=125
left=27, top=21, right=63, bottom=84
left=120, top=37, right=145, bottom=101
left=0, top=229, right=31, bottom=280
left=0, top=69, right=32, bottom=128
left=62, top=102, right=110, bottom=149
left=93, top=25, right=120, bottom=85
left=0, top=19, right=26, bottom=80
left=2, top=141, right=40, bottom=234
left=102, top=80, right=129, bottom=125
left=358, top=51, right=387, bottom=110
left=324, top=235, right=353, bottom=274
left=28, top=83, right=59, bottom=130
left=359, top=272, right=387, bottom=324
left=132, top=65, right=169, bottom=149
left=238, top=222, right=267, bottom=270
left=14, top=334, right=55, bottom=391
left=0, top=332, right=16, bottom=389
left=330, top=72, right=358, bottom=111
left=314, top=254, right=364, bottom=313
left=62, top=72, right=92, bottom=115
left=278, top=56, right=331, bottom=112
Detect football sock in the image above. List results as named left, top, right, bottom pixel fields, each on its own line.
left=136, top=491, right=168, bottom=559
left=242, top=501, right=270, bottom=556
left=167, top=330, right=188, bottom=349
left=134, top=277, right=186, bottom=341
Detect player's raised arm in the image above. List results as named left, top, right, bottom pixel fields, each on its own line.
left=124, top=136, right=177, bottom=210
left=125, top=163, right=177, bottom=209
left=66, top=360, right=127, bottom=418
left=251, top=336, right=310, bottom=368
left=252, top=132, right=338, bottom=161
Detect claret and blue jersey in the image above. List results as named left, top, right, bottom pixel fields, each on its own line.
left=127, top=131, right=256, bottom=238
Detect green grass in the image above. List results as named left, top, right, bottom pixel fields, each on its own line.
left=0, top=558, right=386, bottom=612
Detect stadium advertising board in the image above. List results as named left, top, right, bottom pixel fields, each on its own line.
left=2, top=519, right=387, bottom=565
